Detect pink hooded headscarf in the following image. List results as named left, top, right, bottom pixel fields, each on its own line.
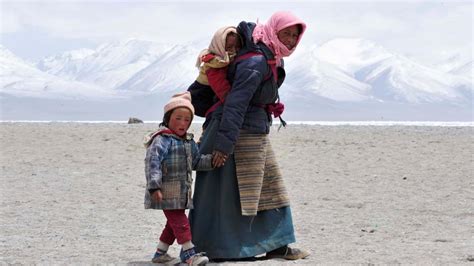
left=252, top=11, right=307, bottom=64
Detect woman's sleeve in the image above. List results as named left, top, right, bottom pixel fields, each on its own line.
left=144, top=136, right=170, bottom=191
left=191, top=140, right=213, bottom=171
left=214, top=56, right=267, bottom=154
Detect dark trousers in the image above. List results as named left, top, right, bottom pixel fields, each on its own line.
left=159, top=209, right=192, bottom=245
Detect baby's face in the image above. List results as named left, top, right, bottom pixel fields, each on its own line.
left=225, top=34, right=241, bottom=56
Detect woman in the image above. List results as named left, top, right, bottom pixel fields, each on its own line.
left=189, top=11, right=309, bottom=260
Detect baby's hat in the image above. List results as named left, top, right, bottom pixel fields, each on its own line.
left=164, top=91, right=195, bottom=115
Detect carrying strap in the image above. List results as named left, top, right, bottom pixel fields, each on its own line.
left=233, top=52, right=278, bottom=82
left=206, top=51, right=286, bottom=130
left=205, top=51, right=277, bottom=117
left=253, top=101, right=287, bottom=131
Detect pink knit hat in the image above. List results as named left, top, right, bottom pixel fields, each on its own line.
left=164, top=92, right=195, bottom=116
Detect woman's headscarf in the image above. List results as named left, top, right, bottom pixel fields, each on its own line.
left=195, top=26, right=238, bottom=68
left=252, top=11, right=307, bottom=64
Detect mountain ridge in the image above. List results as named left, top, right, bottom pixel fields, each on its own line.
left=1, top=38, right=472, bottom=120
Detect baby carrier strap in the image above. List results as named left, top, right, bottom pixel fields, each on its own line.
left=233, top=51, right=277, bottom=82
left=231, top=50, right=287, bottom=129
left=204, top=51, right=276, bottom=117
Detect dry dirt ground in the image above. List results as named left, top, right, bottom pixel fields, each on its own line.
left=1, top=123, right=473, bottom=264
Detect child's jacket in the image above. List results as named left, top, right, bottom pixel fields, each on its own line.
left=144, top=129, right=213, bottom=210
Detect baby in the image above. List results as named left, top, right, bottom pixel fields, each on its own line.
left=187, top=26, right=242, bottom=122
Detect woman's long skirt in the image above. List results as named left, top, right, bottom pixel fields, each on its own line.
left=189, top=116, right=295, bottom=259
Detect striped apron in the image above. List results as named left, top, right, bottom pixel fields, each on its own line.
left=233, top=131, right=290, bottom=216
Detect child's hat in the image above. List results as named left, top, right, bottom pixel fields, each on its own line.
left=164, top=91, right=195, bottom=115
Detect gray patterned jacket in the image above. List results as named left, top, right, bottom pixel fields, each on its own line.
left=144, top=129, right=212, bottom=209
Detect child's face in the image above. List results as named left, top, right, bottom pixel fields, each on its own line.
left=225, top=33, right=241, bottom=56
left=168, top=107, right=193, bottom=136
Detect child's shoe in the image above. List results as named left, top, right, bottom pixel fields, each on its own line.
left=181, top=247, right=209, bottom=265
left=151, top=251, right=175, bottom=263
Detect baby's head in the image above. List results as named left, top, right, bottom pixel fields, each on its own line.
left=206, top=26, right=242, bottom=62
left=225, top=32, right=242, bottom=58
left=160, top=92, right=194, bottom=136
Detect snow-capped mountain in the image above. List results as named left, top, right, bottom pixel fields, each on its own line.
left=360, top=56, right=470, bottom=103
left=432, top=52, right=473, bottom=80
left=36, top=48, right=95, bottom=77
left=115, top=44, right=198, bottom=93
left=37, top=39, right=175, bottom=90
left=315, top=38, right=393, bottom=74
left=1, top=38, right=472, bottom=121
left=0, top=45, right=113, bottom=99
left=448, top=61, right=473, bottom=79
left=313, top=38, right=471, bottom=104
left=283, top=46, right=373, bottom=102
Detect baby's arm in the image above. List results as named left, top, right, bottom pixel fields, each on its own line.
left=145, top=136, right=170, bottom=194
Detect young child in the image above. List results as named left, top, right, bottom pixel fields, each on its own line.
left=144, top=92, right=224, bottom=265
left=187, top=26, right=242, bottom=123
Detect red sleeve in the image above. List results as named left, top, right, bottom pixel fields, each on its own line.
left=206, top=67, right=231, bottom=102
left=201, top=54, right=215, bottom=63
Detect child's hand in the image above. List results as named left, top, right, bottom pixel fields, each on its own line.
left=212, top=150, right=228, bottom=168
left=152, top=190, right=163, bottom=202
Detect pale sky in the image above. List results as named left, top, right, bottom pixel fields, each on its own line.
left=1, top=0, right=472, bottom=64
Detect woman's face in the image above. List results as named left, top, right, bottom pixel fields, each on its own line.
left=168, top=107, right=192, bottom=136
left=277, top=25, right=300, bottom=50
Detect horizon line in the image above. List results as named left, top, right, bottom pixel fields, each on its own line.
left=1, top=120, right=473, bottom=127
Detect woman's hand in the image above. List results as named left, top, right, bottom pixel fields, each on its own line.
left=152, top=190, right=163, bottom=202
left=212, top=150, right=228, bottom=168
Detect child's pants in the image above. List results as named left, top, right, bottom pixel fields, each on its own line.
left=159, top=209, right=192, bottom=245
